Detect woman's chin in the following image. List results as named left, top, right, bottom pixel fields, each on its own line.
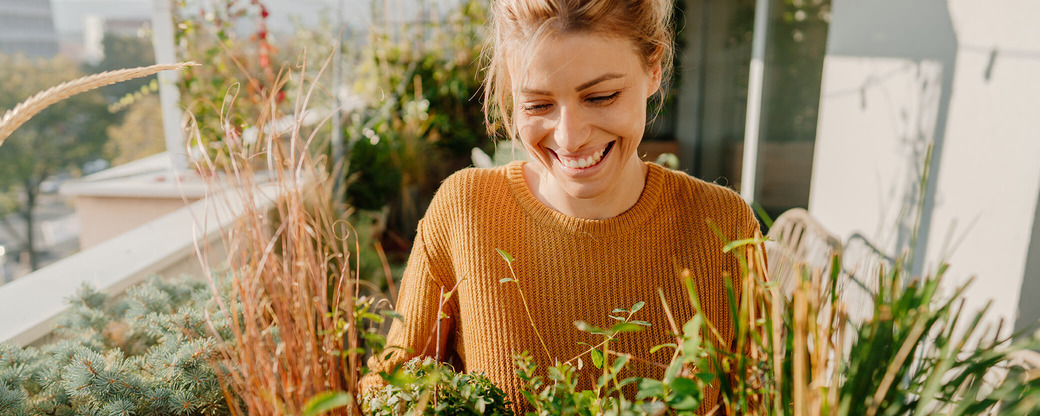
left=550, top=175, right=613, bottom=201
left=543, top=152, right=637, bottom=202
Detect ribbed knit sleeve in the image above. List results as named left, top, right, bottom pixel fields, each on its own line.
left=359, top=218, right=458, bottom=395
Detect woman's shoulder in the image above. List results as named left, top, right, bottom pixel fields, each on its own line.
left=422, top=163, right=515, bottom=221
left=433, top=164, right=513, bottom=203
left=655, top=164, right=746, bottom=209
left=440, top=164, right=512, bottom=191
left=653, top=164, right=758, bottom=234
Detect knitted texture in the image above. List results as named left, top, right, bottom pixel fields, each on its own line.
left=362, top=161, right=760, bottom=414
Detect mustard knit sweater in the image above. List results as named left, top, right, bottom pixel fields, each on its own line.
left=361, top=161, right=761, bottom=414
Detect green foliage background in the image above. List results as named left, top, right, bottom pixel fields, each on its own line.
left=344, top=0, right=491, bottom=242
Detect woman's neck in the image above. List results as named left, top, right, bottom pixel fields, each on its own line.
left=523, top=156, right=649, bottom=220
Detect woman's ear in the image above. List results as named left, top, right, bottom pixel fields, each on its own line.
left=646, top=47, right=664, bottom=98
left=646, top=62, right=662, bottom=98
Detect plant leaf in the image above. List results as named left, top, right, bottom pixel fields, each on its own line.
left=610, top=322, right=644, bottom=334
left=650, top=343, right=677, bottom=354
left=303, top=392, right=353, bottom=416
left=722, top=236, right=767, bottom=253
left=499, top=278, right=514, bottom=283
left=637, top=379, right=665, bottom=400
left=668, top=377, right=702, bottom=410
left=630, top=301, right=645, bottom=313
left=495, top=248, right=514, bottom=263
left=575, top=321, right=603, bottom=334
left=591, top=349, right=604, bottom=368
left=381, top=310, right=404, bottom=322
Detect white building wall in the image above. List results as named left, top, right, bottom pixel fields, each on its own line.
left=0, top=0, right=59, bottom=57
left=810, top=0, right=1040, bottom=332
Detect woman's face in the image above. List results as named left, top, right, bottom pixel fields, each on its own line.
left=513, top=32, right=660, bottom=204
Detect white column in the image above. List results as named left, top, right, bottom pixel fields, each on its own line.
left=331, top=0, right=345, bottom=176
left=741, top=0, right=771, bottom=203
left=150, top=0, right=187, bottom=171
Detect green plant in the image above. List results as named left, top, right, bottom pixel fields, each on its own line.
left=787, top=259, right=1040, bottom=416
left=496, top=249, right=552, bottom=363
left=514, top=352, right=658, bottom=416
left=659, top=238, right=1040, bottom=416
left=491, top=232, right=1040, bottom=416
left=496, top=249, right=707, bottom=415
left=363, top=357, right=512, bottom=416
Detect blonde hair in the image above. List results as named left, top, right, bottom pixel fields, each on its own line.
left=481, top=0, right=675, bottom=139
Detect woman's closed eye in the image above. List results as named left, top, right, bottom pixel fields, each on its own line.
left=520, top=91, right=620, bottom=114
left=521, top=102, right=553, bottom=115
left=587, top=91, right=620, bottom=106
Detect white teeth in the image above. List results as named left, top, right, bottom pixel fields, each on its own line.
left=559, top=145, right=608, bottom=169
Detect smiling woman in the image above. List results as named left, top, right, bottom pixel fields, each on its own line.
left=360, top=1, right=764, bottom=414
left=514, top=33, right=660, bottom=219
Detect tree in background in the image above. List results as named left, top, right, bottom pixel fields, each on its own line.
left=761, top=0, right=831, bottom=144
left=85, top=33, right=158, bottom=104
left=0, top=54, right=111, bottom=270
left=86, top=33, right=167, bottom=166
left=105, top=95, right=167, bottom=165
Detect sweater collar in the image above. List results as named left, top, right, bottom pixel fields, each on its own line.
left=505, top=161, right=666, bottom=237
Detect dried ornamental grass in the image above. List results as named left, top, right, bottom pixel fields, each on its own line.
left=191, top=53, right=364, bottom=415
left=0, top=62, right=197, bottom=145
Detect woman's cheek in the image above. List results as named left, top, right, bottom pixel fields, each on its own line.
left=609, top=101, right=647, bottom=139
left=515, top=121, right=544, bottom=162
left=592, top=110, right=636, bottom=139
left=518, top=117, right=548, bottom=145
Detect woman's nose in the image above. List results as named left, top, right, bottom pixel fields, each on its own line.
left=553, top=106, right=592, bottom=152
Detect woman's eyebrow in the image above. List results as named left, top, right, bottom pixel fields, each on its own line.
left=519, top=73, right=625, bottom=96
left=576, top=73, right=624, bottom=92
left=520, top=87, right=552, bottom=95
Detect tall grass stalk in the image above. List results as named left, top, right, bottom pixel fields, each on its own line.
left=496, top=249, right=553, bottom=363
left=0, top=62, right=195, bottom=145
left=192, top=53, right=363, bottom=415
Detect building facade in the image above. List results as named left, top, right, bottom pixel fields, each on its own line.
left=669, top=0, right=1039, bottom=335
left=0, top=0, right=58, bottom=58
left=809, top=0, right=1040, bottom=335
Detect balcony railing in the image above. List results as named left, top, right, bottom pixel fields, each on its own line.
left=0, top=181, right=276, bottom=347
